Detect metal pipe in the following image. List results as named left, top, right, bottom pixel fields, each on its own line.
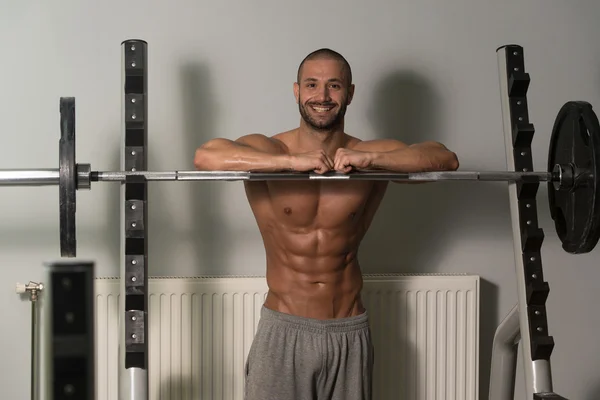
left=489, top=304, right=520, bottom=400
left=16, top=282, right=43, bottom=400
left=0, top=169, right=60, bottom=186
left=0, top=168, right=556, bottom=184
left=93, top=170, right=554, bottom=182
left=31, top=300, right=37, bottom=400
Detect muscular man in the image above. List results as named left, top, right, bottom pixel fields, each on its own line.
left=193, top=49, right=459, bottom=400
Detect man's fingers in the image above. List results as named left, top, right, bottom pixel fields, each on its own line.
left=336, top=156, right=349, bottom=172
left=316, top=160, right=330, bottom=174
left=332, top=154, right=340, bottom=169
left=324, top=156, right=334, bottom=170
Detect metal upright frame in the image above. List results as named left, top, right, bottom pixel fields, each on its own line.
left=119, top=39, right=150, bottom=400
left=38, top=261, right=95, bottom=400
left=491, top=45, right=566, bottom=400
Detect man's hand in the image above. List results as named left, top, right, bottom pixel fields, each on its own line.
left=334, top=148, right=373, bottom=173
left=290, top=150, right=334, bottom=174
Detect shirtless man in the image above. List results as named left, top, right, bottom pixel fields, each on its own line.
left=193, top=49, right=459, bottom=400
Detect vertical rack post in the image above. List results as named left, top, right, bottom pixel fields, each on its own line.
left=119, top=39, right=149, bottom=400
left=38, top=261, right=95, bottom=400
left=496, top=45, right=559, bottom=399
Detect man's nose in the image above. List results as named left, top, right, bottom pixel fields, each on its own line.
left=315, top=87, right=331, bottom=102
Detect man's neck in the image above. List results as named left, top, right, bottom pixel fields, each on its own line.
left=296, top=121, right=347, bottom=154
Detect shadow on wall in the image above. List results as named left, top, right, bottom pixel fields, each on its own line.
left=585, top=382, right=600, bottom=400
left=359, top=69, right=504, bottom=400
left=147, top=62, right=226, bottom=276
left=359, top=69, right=511, bottom=273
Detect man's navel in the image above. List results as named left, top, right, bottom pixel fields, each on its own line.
left=284, top=207, right=292, bottom=215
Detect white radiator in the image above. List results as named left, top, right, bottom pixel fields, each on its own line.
left=94, top=273, right=479, bottom=400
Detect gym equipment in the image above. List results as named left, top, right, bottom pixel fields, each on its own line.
left=59, top=98, right=78, bottom=258
left=0, top=96, right=598, bottom=257
left=547, top=101, right=600, bottom=254
left=36, top=261, right=95, bottom=400
left=489, top=44, right=568, bottom=400
left=0, top=167, right=558, bottom=183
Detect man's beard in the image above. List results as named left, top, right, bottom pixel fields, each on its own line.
left=298, top=98, right=347, bottom=132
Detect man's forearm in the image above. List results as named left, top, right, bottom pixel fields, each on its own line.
left=194, top=141, right=292, bottom=172
left=368, top=143, right=459, bottom=172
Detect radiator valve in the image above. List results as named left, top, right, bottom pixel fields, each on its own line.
left=16, top=281, right=44, bottom=302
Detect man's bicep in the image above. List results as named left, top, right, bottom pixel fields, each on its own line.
left=235, top=134, right=286, bottom=154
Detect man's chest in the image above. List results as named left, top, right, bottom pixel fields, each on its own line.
left=264, top=181, right=376, bottom=227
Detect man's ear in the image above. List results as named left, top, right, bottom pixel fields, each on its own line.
left=347, top=84, right=355, bottom=105
left=293, top=82, right=300, bottom=104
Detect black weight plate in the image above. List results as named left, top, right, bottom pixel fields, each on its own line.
left=59, top=97, right=77, bottom=257
left=548, top=101, right=600, bottom=254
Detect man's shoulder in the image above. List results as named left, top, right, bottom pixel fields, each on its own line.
left=271, top=128, right=296, bottom=140
left=344, top=133, right=364, bottom=149
left=237, top=132, right=289, bottom=153
left=268, top=129, right=297, bottom=152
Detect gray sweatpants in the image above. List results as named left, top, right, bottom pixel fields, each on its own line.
left=244, top=306, right=374, bottom=400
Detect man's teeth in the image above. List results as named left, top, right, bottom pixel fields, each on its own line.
left=312, top=106, right=332, bottom=112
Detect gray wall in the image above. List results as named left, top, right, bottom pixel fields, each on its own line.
left=1, top=0, right=599, bottom=399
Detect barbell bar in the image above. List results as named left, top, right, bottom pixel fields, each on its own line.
left=0, top=168, right=561, bottom=185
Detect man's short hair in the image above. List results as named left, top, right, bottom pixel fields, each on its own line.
left=296, top=48, right=352, bottom=86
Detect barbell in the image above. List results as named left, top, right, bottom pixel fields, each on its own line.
left=1, top=97, right=599, bottom=257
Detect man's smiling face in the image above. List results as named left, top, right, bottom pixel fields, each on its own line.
left=294, top=58, right=354, bottom=132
